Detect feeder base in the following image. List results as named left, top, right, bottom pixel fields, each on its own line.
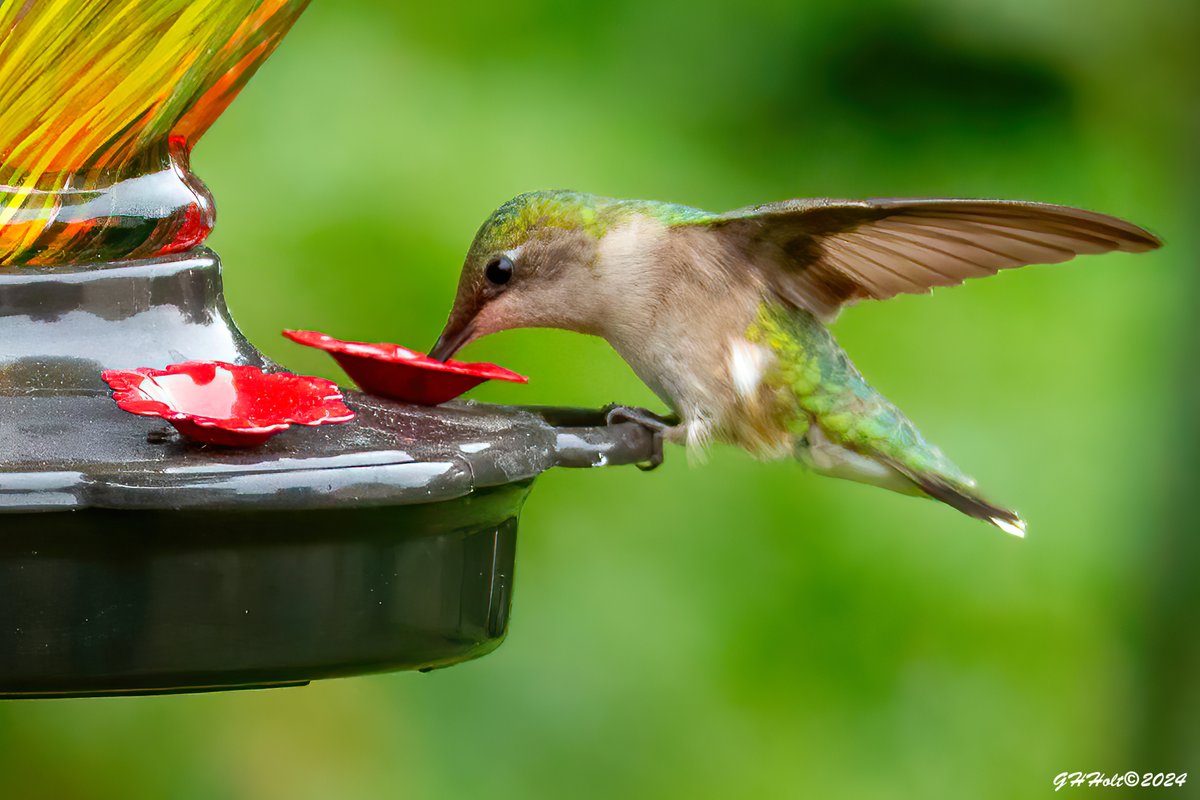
left=0, top=485, right=522, bottom=698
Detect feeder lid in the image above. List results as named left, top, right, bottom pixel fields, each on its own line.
left=0, top=392, right=655, bottom=512
left=0, top=250, right=660, bottom=513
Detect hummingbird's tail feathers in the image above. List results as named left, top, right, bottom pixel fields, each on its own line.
left=895, top=464, right=1026, bottom=537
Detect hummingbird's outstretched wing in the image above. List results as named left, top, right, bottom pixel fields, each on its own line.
left=698, top=198, right=1161, bottom=318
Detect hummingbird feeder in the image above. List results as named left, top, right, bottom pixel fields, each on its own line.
left=0, top=0, right=658, bottom=698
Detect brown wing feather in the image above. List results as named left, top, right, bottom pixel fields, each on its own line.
left=705, top=198, right=1162, bottom=317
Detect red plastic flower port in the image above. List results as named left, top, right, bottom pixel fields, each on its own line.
left=101, top=361, right=355, bottom=447
left=282, top=329, right=527, bottom=406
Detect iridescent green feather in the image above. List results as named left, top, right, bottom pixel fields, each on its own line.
left=469, top=190, right=712, bottom=256
left=746, top=302, right=974, bottom=486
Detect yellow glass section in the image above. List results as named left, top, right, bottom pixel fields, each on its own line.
left=0, top=0, right=309, bottom=266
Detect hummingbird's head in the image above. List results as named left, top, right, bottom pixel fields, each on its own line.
left=430, top=190, right=611, bottom=360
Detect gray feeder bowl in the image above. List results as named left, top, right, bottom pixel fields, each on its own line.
left=0, top=250, right=658, bottom=697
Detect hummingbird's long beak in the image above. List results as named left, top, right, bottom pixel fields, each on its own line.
left=429, top=314, right=477, bottom=362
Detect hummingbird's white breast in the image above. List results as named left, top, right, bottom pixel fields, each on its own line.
left=594, top=217, right=787, bottom=453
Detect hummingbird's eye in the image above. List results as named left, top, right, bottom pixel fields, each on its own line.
left=484, top=255, right=514, bottom=286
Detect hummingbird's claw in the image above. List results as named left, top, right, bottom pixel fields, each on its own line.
left=638, top=435, right=663, bottom=472
left=603, top=405, right=676, bottom=471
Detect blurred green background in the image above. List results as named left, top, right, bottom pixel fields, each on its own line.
left=1, top=0, right=1196, bottom=797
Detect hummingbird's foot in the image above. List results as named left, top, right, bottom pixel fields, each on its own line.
left=603, top=405, right=678, bottom=471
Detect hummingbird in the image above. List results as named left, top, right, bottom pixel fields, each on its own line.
left=430, top=191, right=1161, bottom=536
